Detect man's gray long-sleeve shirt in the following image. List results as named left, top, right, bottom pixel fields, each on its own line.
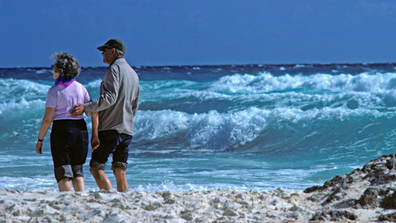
left=84, top=58, right=139, bottom=136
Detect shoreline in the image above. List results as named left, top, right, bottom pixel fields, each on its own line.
left=0, top=188, right=392, bottom=222
left=2, top=154, right=396, bottom=222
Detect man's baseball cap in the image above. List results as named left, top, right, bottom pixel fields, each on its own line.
left=97, top=39, right=126, bottom=53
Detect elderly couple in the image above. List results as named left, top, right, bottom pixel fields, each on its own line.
left=35, top=39, right=140, bottom=192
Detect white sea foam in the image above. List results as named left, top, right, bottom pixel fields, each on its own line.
left=133, top=104, right=392, bottom=154
left=85, top=78, right=102, bottom=88
left=0, top=176, right=56, bottom=190
left=35, top=69, right=51, bottom=74
left=210, top=71, right=396, bottom=94
left=0, top=78, right=49, bottom=102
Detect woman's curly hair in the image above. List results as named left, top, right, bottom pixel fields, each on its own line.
left=51, top=52, right=81, bottom=79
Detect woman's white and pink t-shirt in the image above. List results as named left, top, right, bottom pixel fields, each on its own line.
left=45, top=81, right=91, bottom=120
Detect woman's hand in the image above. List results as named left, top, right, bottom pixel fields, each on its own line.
left=36, top=107, right=55, bottom=155
left=36, top=141, right=43, bottom=154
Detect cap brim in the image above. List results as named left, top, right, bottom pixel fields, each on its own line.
left=97, top=45, right=107, bottom=51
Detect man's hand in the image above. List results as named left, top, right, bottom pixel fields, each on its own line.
left=91, top=136, right=100, bottom=150
left=36, top=141, right=43, bottom=154
left=70, top=104, right=85, bottom=117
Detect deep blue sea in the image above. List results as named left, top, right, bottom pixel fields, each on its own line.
left=1, top=63, right=396, bottom=192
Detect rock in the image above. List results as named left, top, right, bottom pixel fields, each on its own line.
left=356, top=187, right=381, bottom=209
left=379, top=212, right=396, bottom=222
left=161, top=191, right=176, bottom=204
left=305, top=153, right=396, bottom=209
left=380, top=188, right=396, bottom=209
left=310, top=210, right=358, bottom=221
left=180, top=212, right=193, bottom=220
left=142, top=202, right=163, bottom=211
left=223, top=209, right=238, bottom=216
left=303, top=185, right=321, bottom=193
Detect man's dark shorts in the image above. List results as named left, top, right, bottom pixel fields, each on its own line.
left=90, top=130, right=132, bottom=171
left=50, top=119, right=88, bottom=182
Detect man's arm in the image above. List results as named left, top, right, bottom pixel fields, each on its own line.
left=70, top=66, right=120, bottom=117
left=70, top=104, right=85, bottom=117
left=91, top=112, right=100, bottom=150
left=132, top=87, right=140, bottom=117
left=85, top=66, right=120, bottom=115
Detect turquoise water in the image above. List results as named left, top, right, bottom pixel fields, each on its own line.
left=1, top=64, right=396, bottom=192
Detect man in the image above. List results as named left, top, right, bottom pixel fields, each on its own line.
left=71, top=39, right=139, bottom=192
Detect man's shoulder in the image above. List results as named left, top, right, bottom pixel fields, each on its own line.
left=112, top=59, right=136, bottom=73
left=109, top=59, right=126, bottom=70
left=112, top=58, right=128, bottom=66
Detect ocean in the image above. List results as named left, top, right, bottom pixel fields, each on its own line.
left=1, top=63, right=396, bottom=192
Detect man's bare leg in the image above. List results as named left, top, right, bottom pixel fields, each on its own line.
left=113, top=168, right=128, bottom=192
left=71, top=176, right=85, bottom=192
left=90, top=167, right=113, bottom=191
left=58, top=178, right=72, bottom=192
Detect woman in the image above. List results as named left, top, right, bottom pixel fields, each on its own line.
left=36, top=52, right=99, bottom=192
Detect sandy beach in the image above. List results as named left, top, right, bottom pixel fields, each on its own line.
left=2, top=154, right=396, bottom=222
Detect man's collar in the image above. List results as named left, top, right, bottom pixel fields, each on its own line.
left=107, top=58, right=126, bottom=68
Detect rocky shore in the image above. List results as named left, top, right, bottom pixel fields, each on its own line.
left=2, top=153, right=396, bottom=222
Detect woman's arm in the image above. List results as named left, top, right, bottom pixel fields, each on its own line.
left=36, top=107, right=55, bottom=154
left=91, top=112, right=100, bottom=150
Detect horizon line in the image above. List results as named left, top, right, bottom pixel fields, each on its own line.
left=1, top=61, right=396, bottom=69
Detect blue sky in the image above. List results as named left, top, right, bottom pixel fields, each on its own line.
left=1, top=0, right=396, bottom=67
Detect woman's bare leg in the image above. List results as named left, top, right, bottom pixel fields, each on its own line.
left=58, top=178, right=72, bottom=192
left=72, top=176, right=85, bottom=192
